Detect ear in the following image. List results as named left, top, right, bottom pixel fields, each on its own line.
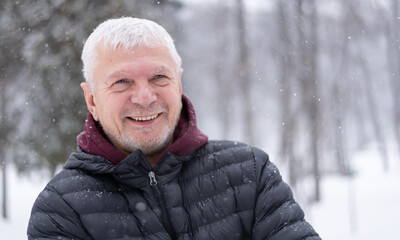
left=178, top=68, right=184, bottom=95
left=80, top=82, right=99, bottom=121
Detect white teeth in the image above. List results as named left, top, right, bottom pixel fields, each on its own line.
left=132, top=114, right=158, bottom=121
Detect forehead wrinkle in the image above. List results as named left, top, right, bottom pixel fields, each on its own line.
left=107, top=71, right=131, bottom=79
left=108, top=65, right=173, bottom=80
left=150, top=65, right=174, bottom=76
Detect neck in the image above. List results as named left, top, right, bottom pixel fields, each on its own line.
left=146, top=154, right=160, bottom=168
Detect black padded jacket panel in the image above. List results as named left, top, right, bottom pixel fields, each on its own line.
left=28, top=140, right=321, bottom=240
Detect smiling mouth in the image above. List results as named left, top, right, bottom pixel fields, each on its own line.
left=128, top=114, right=159, bottom=122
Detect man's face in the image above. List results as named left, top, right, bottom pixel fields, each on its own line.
left=81, top=45, right=183, bottom=160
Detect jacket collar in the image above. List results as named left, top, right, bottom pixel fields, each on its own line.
left=77, top=95, right=208, bottom=166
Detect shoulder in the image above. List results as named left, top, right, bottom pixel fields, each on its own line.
left=28, top=168, right=94, bottom=239
left=45, top=168, right=101, bottom=197
left=184, top=140, right=271, bottom=178
left=199, top=140, right=270, bottom=165
left=32, top=152, right=116, bottom=214
left=202, top=139, right=249, bottom=151
left=197, top=140, right=279, bottom=185
left=200, top=140, right=259, bottom=155
left=31, top=168, right=93, bottom=213
left=28, top=167, right=115, bottom=232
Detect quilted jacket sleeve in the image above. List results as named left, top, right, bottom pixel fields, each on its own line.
left=251, top=147, right=321, bottom=240
left=27, top=183, right=92, bottom=239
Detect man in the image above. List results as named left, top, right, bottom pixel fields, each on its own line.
left=28, top=17, right=320, bottom=240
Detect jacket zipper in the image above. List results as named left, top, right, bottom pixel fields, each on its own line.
left=148, top=171, right=175, bottom=238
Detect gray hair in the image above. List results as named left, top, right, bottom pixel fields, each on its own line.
left=81, top=17, right=182, bottom=91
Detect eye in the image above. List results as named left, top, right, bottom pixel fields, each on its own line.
left=151, top=75, right=169, bottom=86
left=115, top=79, right=128, bottom=84
left=153, top=75, right=166, bottom=80
left=109, top=79, right=131, bottom=92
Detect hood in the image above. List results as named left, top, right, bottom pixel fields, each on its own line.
left=76, top=94, right=208, bottom=165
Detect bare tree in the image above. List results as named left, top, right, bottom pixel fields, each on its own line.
left=0, top=95, right=7, bottom=219
left=0, top=0, right=25, bottom=219
left=1, top=159, right=5, bottom=219
left=328, top=0, right=358, bottom=176
left=344, top=1, right=389, bottom=171
left=296, top=0, right=321, bottom=201
left=387, top=0, right=400, bottom=160
left=214, top=4, right=235, bottom=140
left=276, top=0, right=300, bottom=187
left=237, top=0, right=255, bottom=145
left=0, top=71, right=8, bottom=220
left=359, top=53, right=389, bottom=171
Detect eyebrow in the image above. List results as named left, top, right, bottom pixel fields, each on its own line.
left=107, top=71, right=130, bottom=80
left=149, top=66, right=174, bottom=76
left=106, top=66, right=174, bottom=80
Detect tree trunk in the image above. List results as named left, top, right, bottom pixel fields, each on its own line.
left=333, top=83, right=349, bottom=175
left=277, top=0, right=299, bottom=187
left=388, top=0, right=400, bottom=160
left=215, top=5, right=233, bottom=140
left=309, top=0, right=320, bottom=202
left=237, top=0, right=254, bottom=145
left=0, top=83, right=7, bottom=219
left=297, top=0, right=321, bottom=202
left=1, top=159, right=6, bottom=219
left=359, top=52, right=389, bottom=171
left=331, top=0, right=355, bottom=175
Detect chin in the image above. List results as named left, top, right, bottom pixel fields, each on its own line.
left=122, top=129, right=173, bottom=154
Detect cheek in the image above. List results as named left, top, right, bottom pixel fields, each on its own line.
left=169, top=96, right=182, bottom=119
left=99, top=97, right=124, bottom=122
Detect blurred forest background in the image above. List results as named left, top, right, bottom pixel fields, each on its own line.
left=1, top=0, right=399, bottom=221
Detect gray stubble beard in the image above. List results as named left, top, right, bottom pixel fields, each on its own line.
left=103, top=112, right=180, bottom=157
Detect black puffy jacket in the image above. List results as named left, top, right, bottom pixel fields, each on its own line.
left=28, top=140, right=320, bottom=240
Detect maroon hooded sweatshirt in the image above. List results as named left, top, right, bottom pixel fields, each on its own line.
left=76, top=95, right=208, bottom=165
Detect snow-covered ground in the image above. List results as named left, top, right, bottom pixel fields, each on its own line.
left=1, top=145, right=399, bottom=239
left=0, top=167, right=48, bottom=239
left=309, top=144, right=400, bottom=240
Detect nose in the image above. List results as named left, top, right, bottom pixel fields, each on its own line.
left=130, top=82, right=157, bottom=107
